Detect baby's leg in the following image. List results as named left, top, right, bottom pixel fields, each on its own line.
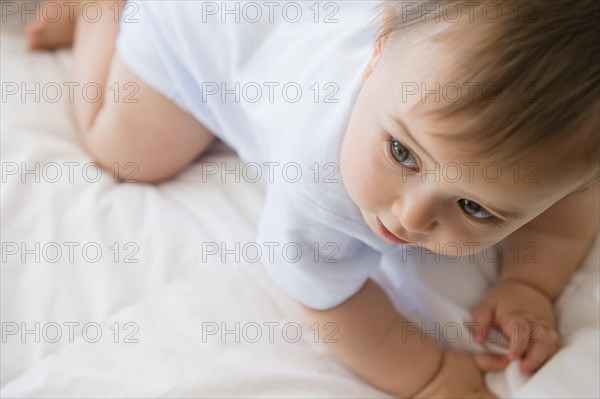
left=30, top=1, right=216, bottom=183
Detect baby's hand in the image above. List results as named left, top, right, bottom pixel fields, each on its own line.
left=413, top=351, right=507, bottom=399
left=471, top=280, right=561, bottom=374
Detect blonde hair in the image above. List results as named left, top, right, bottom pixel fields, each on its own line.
left=375, top=0, right=599, bottom=190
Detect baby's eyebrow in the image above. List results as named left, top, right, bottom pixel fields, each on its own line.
left=391, top=116, right=438, bottom=164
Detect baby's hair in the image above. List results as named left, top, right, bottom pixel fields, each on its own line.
left=375, top=0, right=599, bottom=191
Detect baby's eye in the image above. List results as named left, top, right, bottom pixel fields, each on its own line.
left=458, top=199, right=493, bottom=220
left=390, top=138, right=419, bottom=169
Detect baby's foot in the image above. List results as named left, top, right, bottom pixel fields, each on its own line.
left=27, top=1, right=79, bottom=50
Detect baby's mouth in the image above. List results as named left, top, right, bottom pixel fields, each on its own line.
left=376, top=217, right=410, bottom=244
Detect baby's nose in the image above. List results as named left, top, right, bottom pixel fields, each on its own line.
left=390, top=195, right=437, bottom=234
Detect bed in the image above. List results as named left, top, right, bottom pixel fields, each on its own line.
left=1, top=3, right=599, bottom=398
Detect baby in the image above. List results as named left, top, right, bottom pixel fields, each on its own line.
left=29, top=0, right=599, bottom=397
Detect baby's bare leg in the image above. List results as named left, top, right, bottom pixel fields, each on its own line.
left=30, top=1, right=216, bottom=183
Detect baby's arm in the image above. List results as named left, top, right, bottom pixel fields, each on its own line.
left=301, top=279, right=502, bottom=398
left=499, top=188, right=599, bottom=299
left=472, top=187, right=599, bottom=372
left=301, top=279, right=442, bottom=397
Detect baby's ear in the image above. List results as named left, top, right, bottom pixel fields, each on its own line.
left=363, top=35, right=388, bottom=81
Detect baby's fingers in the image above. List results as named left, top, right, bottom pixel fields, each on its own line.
left=473, top=352, right=510, bottom=372
left=471, top=302, right=494, bottom=343
left=504, top=315, right=532, bottom=361
left=520, top=327, right=561, bottom=374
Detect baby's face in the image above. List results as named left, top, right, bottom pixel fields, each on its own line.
left=340, top=33, right=574, bottom=255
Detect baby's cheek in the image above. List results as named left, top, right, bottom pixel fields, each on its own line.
left=341, top=150, right=389, bottom=211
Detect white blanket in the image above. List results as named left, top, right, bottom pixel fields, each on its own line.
left=1, top=6, right=598, bottom=398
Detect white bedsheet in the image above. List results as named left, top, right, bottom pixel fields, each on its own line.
left=1, top=6, right=599, bottom=398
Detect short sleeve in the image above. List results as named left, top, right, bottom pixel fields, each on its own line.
left=115, top=1, right=222, bottom=136
left=257, top=183, right=381, bottom=310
